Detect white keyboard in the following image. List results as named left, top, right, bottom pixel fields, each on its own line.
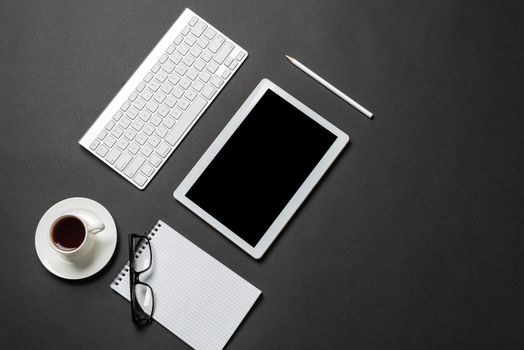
left=79, top=8, right=248, bottom=189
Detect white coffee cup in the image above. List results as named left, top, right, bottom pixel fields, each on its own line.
left=49, top=211, right=105, bottom=258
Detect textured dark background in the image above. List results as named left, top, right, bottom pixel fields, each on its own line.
left=1, top=0, right=523, bottom=349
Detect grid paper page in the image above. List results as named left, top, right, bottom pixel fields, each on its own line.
left=111, top=220, right=261, bottom=350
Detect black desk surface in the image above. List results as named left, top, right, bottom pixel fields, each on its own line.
left=2, top=1, right=523, bottom=349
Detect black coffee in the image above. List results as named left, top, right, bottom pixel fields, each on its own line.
left=52, top=216, right=86, bottom=251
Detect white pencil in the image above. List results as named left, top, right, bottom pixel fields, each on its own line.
left=286, top=55, right=373, bottom=119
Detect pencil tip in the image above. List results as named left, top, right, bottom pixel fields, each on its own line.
left=285, top=55, right=294, bottom=61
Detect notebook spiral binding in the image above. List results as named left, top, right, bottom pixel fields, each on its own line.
left=110, top=222, right=162, bottom=287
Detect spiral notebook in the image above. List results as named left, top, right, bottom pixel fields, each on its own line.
left=111, top=220, right=261, bottom=350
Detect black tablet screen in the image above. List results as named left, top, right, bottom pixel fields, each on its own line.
left=186, top=90, right=337, bottom=247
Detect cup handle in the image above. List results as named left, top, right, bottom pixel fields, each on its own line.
left=87, top=222, right=105, bottom=235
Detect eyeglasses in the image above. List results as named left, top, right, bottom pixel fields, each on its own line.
left=129, top=233, right=155, bottom=324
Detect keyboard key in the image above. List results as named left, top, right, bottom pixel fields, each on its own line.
left=129, top=91, right=139, bottom=102
left=153, top=91, right=166, bottom=103
left=192, top=80, right=204, bottom=92
left=117, top=138, right=129, bottom=150
left=197, top=37, right=209, bottom=49
left=162, top=117, right=176, bottom=129
left=124, top=129, right=137, bottom=141
left=105, top=148, right=121, bottom=164
left=156, top=70, right=168, bottom=82
left=190, top=46, right=202, bottom=58
left=133, top=173, right=147, bottom=187
left=200, top=50, right=213, bottom=62
left=194, top=59, right=206, bottom=71
left=206, top=61, right=219, bottom=73
left=164, top=95, right=177, bottom=108
left=188, top=16, right=198, bottom=26
left=115, top=152, right=133, bottom=171
left=136, top=82, right=146, bottom=93
left=143, top=124, right=154, bottom=136
left=146, top=101, right=159, bottom=112
left=184, top=34, right=197, bottom=46
left=174, top=34, right=183, bottom=45
left=135, top=133, right=147, bottom=145
left=141, top=145, right=153, bottom=157
left=168, top=74, right=180, bottom=85
left=208, top=34, right=224, bottom=53
left=112, top=126, right=124, bottom=138
left=141, top=163, right=155, bottom=176
left=148, top=135, right=161, bottom=148
left=210, top=75, right=224, bottom=88
left=119, top=117, right=131, bottom=129
left=144, top=72, right=154, bottom=82
left=224, top=56, right=234, bottom=67
left=224, top=57, right=234, bottom=67
left=176, top=65, right=188, bottom=76
left=222, top=69, right=231, bottom=79
left=177, top=43, right=190, bottom=55
left=165, top=96, right=207, bottom=146
left=170, top=53, right=182, bottom=64
left=166, top=44, right=176, bottom=54
left=183, top=55, right=195, bottom=67
left=180, top=78, right=191, bottom=89
left=105, top=120, right=115, bottom=131
left=149, top=154, right=162, bottom=167
left=214, top=42, right=234, bottom=64
left=161, top=82, right=174, bottom=94
left=229, top=60, right=238, bottom=69
left=159, top=53, right=168, bottom=63
left=155, top=125, right=168, bottom=138
left=139, top=110, right=152, bottom=122
left=105, top=135, right=116, bottom=147
left=149, top=80, right=161, bottom=91
left=236, top=51, right=246, bottom=60
left=156, top=142, right=171, bottom=157
left=201, top=85, right=217, bottom=99
left=152, top=63, right=161, bottom=73
left=199, top=70, right=211, bottom=82
left=157, top=105, right=170, bottom=117
left=170, top=108, right=183, bottom=119
left=128, top=142, right=140, bottom=155
left=191, top=21, right=207, bottom=37
left=163, top=61, right=176, bottom=74
left=124, top=155, right=145, bottom=178
left=96, top=144, right=109, bottom=157
left=134, top=97, right=146, bottom=110
left=133, top=173, right=148, bottom=187
left=113, top=110, right=123, bottom=121
left=150, top=115, right=162, bottom=127
left=204, top=27, right=216, bottom=40
left=141, top=89, right=154, bottom=101
left=185, top=89, right=197, bottom=101
left=97, top=130, right=108, bottom=140
left=178, top=98, right=190, bottom=110
left=132, top=120, right=144, bottom=131
left=187, top=68, right=198, bottom=81
left=181, top=25, right=190, bottom=35
left=127, top=107, right=139, bottom=119
left=89, top=139, right=100, bottom=150
left=121, top=100, right=131, bottom=111
left=172, top=86, right=184, bottom=98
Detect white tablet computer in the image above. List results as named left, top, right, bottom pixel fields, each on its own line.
left=174, top=79, right=349, bottom=259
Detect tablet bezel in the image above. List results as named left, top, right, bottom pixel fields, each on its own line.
left=174, top=79, right=349, bottom=259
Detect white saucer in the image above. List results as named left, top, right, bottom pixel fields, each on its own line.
left=35, top=197, right=117, bottom=280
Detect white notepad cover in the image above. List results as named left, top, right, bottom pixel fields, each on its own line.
left=111, top=220, right=261, bottom=350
